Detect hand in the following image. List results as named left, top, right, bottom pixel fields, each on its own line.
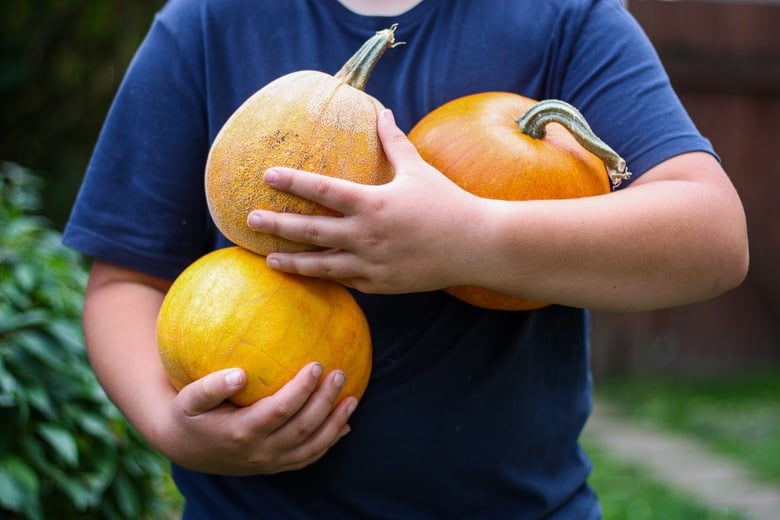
left=247, top=109, right=489, bottom=294
left=161, top=362, right=357, bottom=475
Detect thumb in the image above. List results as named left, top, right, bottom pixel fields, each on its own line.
left=377, top=109, right=424, bottom=172
left=178, top=368, right=246, bottom=416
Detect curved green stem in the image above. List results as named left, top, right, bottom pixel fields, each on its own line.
left=517, top=99, right=632, bottom=189
left=334, top=24, right=403, bottom=91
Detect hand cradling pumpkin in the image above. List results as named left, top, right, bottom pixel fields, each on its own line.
left=205, top=25, right=402, bottom=255
left=408, top=92, right=631, bottom=311
left=156, top=27, right=403, bottom=405
left=156, top=247, right=372, bottom=407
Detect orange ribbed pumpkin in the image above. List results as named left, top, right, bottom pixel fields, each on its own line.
left=408, top=92, right=631, bottom=311
left=156, top=247, right=372, bottom=407
left=205, top=26, right=400, bottom=255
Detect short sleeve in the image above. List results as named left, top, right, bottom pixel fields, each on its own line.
left=552, top=0, right=716, bottom=181
left=63, top=10, right=213, bottom=280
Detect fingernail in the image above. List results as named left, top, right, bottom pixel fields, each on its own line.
left=266, top=256, right=281, bottom=270
left=311, top=363, right=323, bottom=379
left=247, top=212, right=262, bottom=228
left=380, top=108, right=395, bottom=124
left=347, top=400, right=358, bottom=417
left=333, top=371, right=346, bottom=388
left=225, top=369, right=244, bottom=387
left=264, top=169, right=279, bottom=184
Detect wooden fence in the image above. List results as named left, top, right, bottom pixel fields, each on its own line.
left=591, top=0, right=780, bottom=376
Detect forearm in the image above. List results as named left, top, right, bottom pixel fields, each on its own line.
left=468, top=153, right=749, bottom=312
left=83, top=261, right=175, bottom=445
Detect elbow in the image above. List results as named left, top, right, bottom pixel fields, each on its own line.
left=709, top=216, right=750, bottom=297
left=723, top=231, right=750, bottom=293
left=707, top=179, right=751, bottom=297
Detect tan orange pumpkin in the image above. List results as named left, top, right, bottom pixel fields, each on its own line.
left=205, top=26, right=401, bottom=255
left=156, top=246, right=372, bottom=407
left=408, top=92, right=631, bottom=311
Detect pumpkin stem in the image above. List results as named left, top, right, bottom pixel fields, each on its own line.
left=334, top=24, right=402, bottom=91
left=517, top=99, right=632, bottom=189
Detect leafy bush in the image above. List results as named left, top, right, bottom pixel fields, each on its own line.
left=0, top=162, right=175, bottom=519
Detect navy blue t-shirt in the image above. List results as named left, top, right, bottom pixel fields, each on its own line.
left=64, top=1, right=714, bottom=518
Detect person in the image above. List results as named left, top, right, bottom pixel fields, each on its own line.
left=63, top=0, right=749, bottom=518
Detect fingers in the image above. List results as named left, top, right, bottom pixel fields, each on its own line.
left=248, top=362, right=325, bottom=429
left=177, top=368, right=247, bottom=416
left=377, top=108, right=424, bottom=171
left=253, top=363, right=349, bottom=435
left=251, top=109, right=418, bottom=220
left=247, top=209, right=353, bottom=251
left=248, top=167, right=365, bottom=251
left=271, top=396, right=357, bottom=473
left=167, top=362, right=359, bottom=475
left=264, top=248, right=361, bottom=280
left=262, top=167, right=361, bottom=215
left=249, top=364, right=359, bottom=473
left=245, top=109, right=417, bottom=252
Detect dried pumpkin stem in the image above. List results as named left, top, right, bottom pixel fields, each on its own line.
left=517, top=99, right=632, bottom=189
left=334, top=24, right=402, bottom=91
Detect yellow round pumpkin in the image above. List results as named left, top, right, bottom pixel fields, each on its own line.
left=408, top=92, right=631, bottom=311
left=205, top=26, right=400, bottom=255
left=156, top=246, right=373, bottom=407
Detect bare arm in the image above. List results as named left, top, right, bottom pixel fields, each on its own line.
left=83, top=260, right=357, bottom=475
left=478, top=149, right=748, bottom=310
left=248, top=109, right=748, bottom=312
left=468, top=151, right=748, bottom=311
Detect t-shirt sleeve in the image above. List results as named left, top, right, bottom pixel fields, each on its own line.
left=552, top=0, right=716, bottom=182
left=62, top=10, right=213, bottom=280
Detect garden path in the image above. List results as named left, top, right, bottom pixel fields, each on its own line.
left=583, top=400, right=780, bottom=520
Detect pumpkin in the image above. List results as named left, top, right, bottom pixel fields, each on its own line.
left=156, top=246, right=373, bottom=407
left=408, top=92, right=631, bottom=311
left=205, top=26, right=401, bottom=255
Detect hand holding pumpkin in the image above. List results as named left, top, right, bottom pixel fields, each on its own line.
left=160, top=361, right=356, bottom=475
left=82, top=259, right=358, bottom=477
left=247, top=109, right=490, bottom=295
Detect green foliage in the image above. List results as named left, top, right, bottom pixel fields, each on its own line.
left=0, top=162, right=174, bottom=519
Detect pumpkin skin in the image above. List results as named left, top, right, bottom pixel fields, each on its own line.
left=205, top=28, right=398, bottom=255
left=156, top=246, right=373, bottom=407
left=408, top=92, right=614, bottom=311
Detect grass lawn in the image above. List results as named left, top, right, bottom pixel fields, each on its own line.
left=592, top=370, right=780, bottom=485
left=584, top=440, right=745, bottom=520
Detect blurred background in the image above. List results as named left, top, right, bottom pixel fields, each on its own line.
left=1, top=1, right=167, bottom=227
left=592, top=0, right=780, bottom=378
left=1, top=1, right=778, bottom=519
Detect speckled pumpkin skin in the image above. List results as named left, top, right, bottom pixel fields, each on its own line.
left=205, top=70, right=394, bottom=255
